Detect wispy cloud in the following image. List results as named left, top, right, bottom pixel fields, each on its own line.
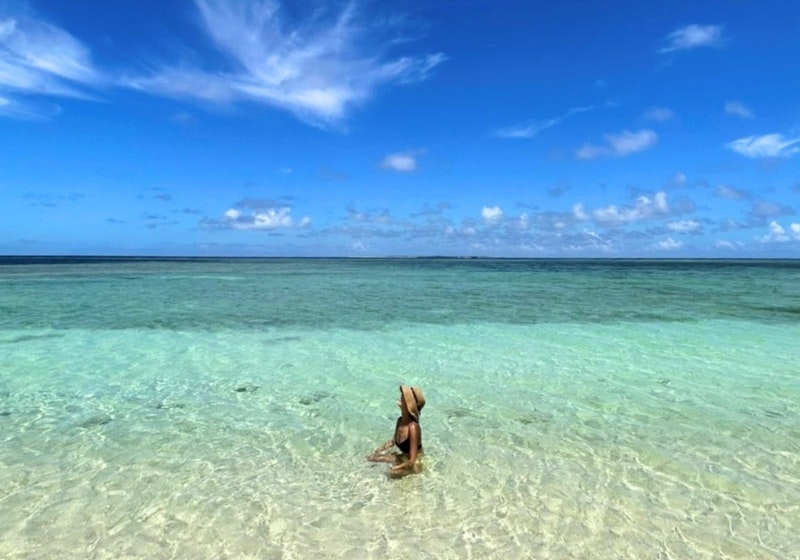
left=345, top=206, right=394, bottom=224
left=410, top=202, right=451, bottom=219
left=642, top=106, right=675, bottom=122
left=654, top=237, right=683, bottom=251
left=749, top=200, right=794, bottom=220
left=0, top=94, right=52, bottom=119
left=171, top=111, right=195, bottom=125
left=671, top=172, right=687, bottom=187
left=23, top=191, right=85, bottom=208
left=123, top=0, right=445, bottom=128
left=0, top=12, right=102, bottom=118
left=715, top=240, right=744, bottom=250
left=667, top=219, right=701, bottom=233
left=660, top=24, right=724, bottom=53
left=724, top=101, right=753, bottom=118
left=576, top=129, right=657, bottom=159
left=379, top=150, right=421, bottom=172
left=715, top=184, right=749, bottom=200
left=726, top=133, right=800, bottom=158
left=494, top=106, right=592, bottom=139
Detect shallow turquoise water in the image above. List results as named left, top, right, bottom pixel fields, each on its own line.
left=1, top=258, right=799, bottom=559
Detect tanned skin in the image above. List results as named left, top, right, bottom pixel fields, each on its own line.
left=367, top=389, right=421, bottom=474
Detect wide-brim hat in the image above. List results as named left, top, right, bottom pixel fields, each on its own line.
left=400, top=385, right=425, bottom=420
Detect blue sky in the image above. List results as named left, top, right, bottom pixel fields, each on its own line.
left=1, top=0, right=799, bottom=257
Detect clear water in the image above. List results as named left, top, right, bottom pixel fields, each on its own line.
left=1, top=258, right=798, bottom=559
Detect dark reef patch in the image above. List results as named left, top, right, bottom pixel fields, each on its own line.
left=234, top=383, right=260, bottom=393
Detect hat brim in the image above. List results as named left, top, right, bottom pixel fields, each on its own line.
left=400, top=385, right=420, bottom=420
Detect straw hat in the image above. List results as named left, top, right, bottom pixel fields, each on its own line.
left=400, top=385, right=425, bottom=420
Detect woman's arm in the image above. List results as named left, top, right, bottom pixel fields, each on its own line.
left=391, top=422, right=420, bottom=472
left=366, top=439, right=395, bottom=461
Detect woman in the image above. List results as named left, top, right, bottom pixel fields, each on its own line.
left=367, top=385, right=425, bottom=474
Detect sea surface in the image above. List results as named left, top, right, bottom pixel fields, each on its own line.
left=1, top=257, right=798, bottom=559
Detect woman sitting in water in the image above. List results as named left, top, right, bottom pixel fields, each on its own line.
left=367, top=385, right=425, bottom=474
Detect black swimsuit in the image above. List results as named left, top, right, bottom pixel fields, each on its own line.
left=394, top=419, right=422, bottom=454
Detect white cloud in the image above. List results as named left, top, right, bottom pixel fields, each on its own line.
left=655, top=238, right=683, bottom=251
left=607, top=129, right=658, bottom=156
left=495, top=106, right=593, bottom=139
left=672, top=172, right=687, bottom=186
left=0, top=95, right=37, bottom=118
left=759, top=221, right=800, bottom=243
left=0, top=13, right=102, bottom=117
left=642, top=107, right=675, bottom=122
left=380, top=151, right=418, bottom=172
left=577, top=129, right=657, bottom=159
left=667, top=219, right=700, bottom=233
left=482, top=206, right=503, bottom=224
left=587, top=192, right=670, bottom=226
left=726, top=133, right=800, bottom=158
left=724, top=101, right=753, bottom=118
left=124, top=67, right=236, bottom=103
left=0, top=17, right=100, bottom=88
left=214, top=205, right=310, bottom=230
left=171, top=111, right=194, bottom=124
left=513, top=212, right=531, bottom=231
left=660, top=24, right=724, bottom=53
left=575, top=144, right=608, bottom=160
left=123, top=0, right=445, bottom=128
left=572, top=203, right=589, bottom=221
left=715, top=240, right=744, bottom=250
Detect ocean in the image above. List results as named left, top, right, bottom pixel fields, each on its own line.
left=1, top=257, right=798, bottom=559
